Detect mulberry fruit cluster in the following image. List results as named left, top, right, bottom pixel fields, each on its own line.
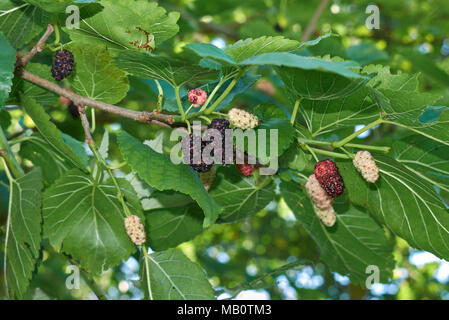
left=51, top=49, right=74, bottom=81
left=305, top=174, right=334, bottom=210
left=124, top=215, right=146, bottom=246
left=228, top=108, right=259, bottom=130
left=353, top=151, right=379, bottom=183
left=188, top=88, right=207, bottom=107
left=208, top=118, right=233, bottom=165
left=182, top=133, right=213, bottom=173
left=199, top=165, right=216, bottom=191
left=314, top=159, right=344, bottom=197
left=182, top=118, right=233, bottom=172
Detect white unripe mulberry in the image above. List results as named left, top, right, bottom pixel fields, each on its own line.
left=228, top=108, right=259, bottom=130
left=305, top=174, right=334, bottom=210
left=353, top=151, right=379, bottom=183
left=124, top=215, right=146, bottom=246
left=313, top=205, right=337, bottom=227
left=199, top=165, right=216, bottom=191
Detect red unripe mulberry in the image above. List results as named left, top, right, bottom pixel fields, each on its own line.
left=188, top=89, right=207, bottom=107
left=236, top=163, right=255, bottom=177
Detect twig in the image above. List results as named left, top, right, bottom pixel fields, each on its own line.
left=77, top=105, right=94, bottom=145
left=18, top=69, right=175, bottom=126
left=20, top=24, right=55, bottom=67
left=300, top=0, right=330, bottom=42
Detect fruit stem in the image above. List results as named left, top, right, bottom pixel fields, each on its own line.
left=89, top=142, right=131, bottom=218
left=290, top=98, right=301, bottom=125
left=295, top=171, right=309, bottom=181
left=154, top=80, right=163, bottom=112
left=90, top=108, right=96, bottom=133
left=307, top=147, right=352, bottom=159
left=304, top=144, right=319, bottom=162
left=345, top=143, right=390, bottom=153
left=175, top=86, right=186, bottom=121
left=141, top=245, right=153, bottom=300
left=298, top=138, right=390, bottom=153
left=200, top=78, right=225, bottom=112
left=185, top=104, right=195, bottom=116
left=205, top=68, right=247, bottom=115
left=52, top=16, right=60, bottom=46
left=332, top=118, right=383, bottom=148
left=339, top=146, right=355, bottom=159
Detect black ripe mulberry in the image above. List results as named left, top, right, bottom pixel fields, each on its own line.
left=208, top=118, right=230, bottom=137
left=208, top=118, right=233, bottom=165
left=181, top=133, right=213, bottom=173
left=51, top=50, right=74, bottom=81
left=314, top=159, right=344, bottom=197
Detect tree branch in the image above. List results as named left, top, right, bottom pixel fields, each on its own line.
left=77, top=105, right=94, bottom=145
left=20, top=24, right=54, bottom=67
left=301, top=0, right=330, bottom=42
left=18, top=69, right=175, bottom=126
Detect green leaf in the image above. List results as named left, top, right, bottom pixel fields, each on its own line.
left=19, top=133, right=78, bottom=185
left=115, top=51, right=218, bottom=87
left=145, top=203, right=203, bottom=251
left=339, top=156, right=449, bottom=261
left=0, top=1, right=49, bottom=49
left=238, top=53, right=368, bottom=100
left=298, top=87, right=380, bottom=137
left=140, top=249, right=215, bottom=300
left=254, top=103, right=288, bottom=121
left=240, top=53, right=365, bottom=79
left=184, top=43, right=236, bottom=66
left=346, top=42, right=389, bottom=66
left=375, top=88, right=449, bottom=146
left=117, top=130, right=221, bottom=227
left=21, top=95, right=86, bottom=168
left=43, top=169, right=141, bottom=274
left=209, top=166, right=275, bottom=223
left=65, top=0, right=179, bottom=53
left=8, top=63, right=59, bottom=106
left=66, top=43, right=129, bottom=104
left=0, top=31, right=15, bottom=107
left=4, top=169, right=43, bottom=298
left=256, top=118, right=295, bottom=157
left=280, top=180, right=394, bottom=284
left=226, top=36, right=300, bottom=63
left=23, top=0, right=74, bottom=13
left=394, top=135, right=449, bottom=206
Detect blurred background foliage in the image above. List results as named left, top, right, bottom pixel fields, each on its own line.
left=1, top=0, right=449, bottom=300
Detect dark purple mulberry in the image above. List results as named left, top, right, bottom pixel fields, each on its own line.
left=207, top=118, right=233, bottom=165
left=314, top=159, right=344, bottom=197
left=181, top=133, right=213, bottom=173
left=51, top=50, right=74, bottom=81
left=208, top=118, right=230, bottom=136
